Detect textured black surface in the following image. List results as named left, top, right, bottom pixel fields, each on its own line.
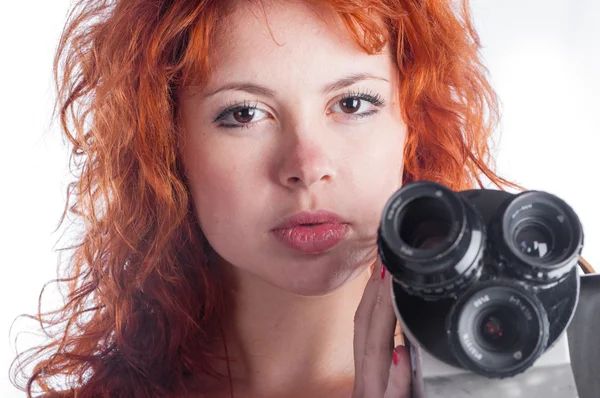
left=567, top=273, right=600, bottom=398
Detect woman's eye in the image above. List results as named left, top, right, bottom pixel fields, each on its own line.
left=329, top=91, right=386, bottom=119
left=230, top=107, right=268, bottom=124
left=332, top=97, right=373, bottom=114
left=215, top=103, right=270, bottom=128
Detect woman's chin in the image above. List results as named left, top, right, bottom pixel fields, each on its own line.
left=220, top=244, right=377, bottom=296
left=271, top=255, right=373, bottom=297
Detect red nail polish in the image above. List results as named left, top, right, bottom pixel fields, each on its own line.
left=393, top=349, right=399, bottom=365
left=380, top=266, right=386, bottom=279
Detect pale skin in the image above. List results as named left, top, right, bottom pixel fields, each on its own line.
left=178, top=1, right=411, bottom=397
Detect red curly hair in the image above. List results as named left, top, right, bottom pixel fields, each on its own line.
left=10, top=0, right=519, bottom=396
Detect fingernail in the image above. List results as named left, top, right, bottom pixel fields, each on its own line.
left=393, top=348, right=399, bottom=365
left=380, top=265, right=386, bottom=280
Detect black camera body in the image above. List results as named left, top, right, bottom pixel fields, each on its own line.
left=378, top=181, right=587, bottom=397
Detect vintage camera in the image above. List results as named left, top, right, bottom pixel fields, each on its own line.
left=377, top=180, right=594, bottom=398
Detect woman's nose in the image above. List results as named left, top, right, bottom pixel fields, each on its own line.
left=276, top=129, right=337, bottom=190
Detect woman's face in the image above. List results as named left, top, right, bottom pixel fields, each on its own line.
left=178, top=1, right=406, bottom=296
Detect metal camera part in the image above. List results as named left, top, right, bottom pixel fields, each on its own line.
left=378, top=180, right=584, bottom=395
left=405, top=330, right=577, bottom=398
left=446, top=281, right=550, bottom=378
left=400, top=274, right=600, bottom=398
left=495, top=190, right=584, bottom=284
left=377, top=182, right=485, bottom=300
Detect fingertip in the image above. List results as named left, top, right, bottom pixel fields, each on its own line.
left=369, top=253, right=383, bottom=275
left=374, top=253, right=382, bottom=267
left=392, top=345, right=410, bottom=367
left=386, top=345, right=412, bottom=398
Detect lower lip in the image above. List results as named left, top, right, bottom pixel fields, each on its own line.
left=272, top=223, right=349, bottom=254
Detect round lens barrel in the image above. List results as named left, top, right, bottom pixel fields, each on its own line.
left=497, top=190, right=583, bottom=283
left=447, top=281, right=549, bottom=378
left=378, top=181, right=485, bottom=299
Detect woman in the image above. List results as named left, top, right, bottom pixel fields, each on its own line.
left=11, top=0, right=518, bottom=396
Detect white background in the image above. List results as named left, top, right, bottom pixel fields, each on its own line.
left=1, top=0, right=598, bottom=396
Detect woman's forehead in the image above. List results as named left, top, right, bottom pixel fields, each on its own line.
left=213, top=2, right=357, bottom=57
left=202, top=1, right=393, bottom=93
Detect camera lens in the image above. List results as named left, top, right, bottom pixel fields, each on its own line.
left=447, top=281, right=549, bottom=378
left=477, top=308, right=519, bottom=352
left=399, top=197, right=452, bottom=251
left=378, top=181, right=485, bottom=299
left=497, top=190, right=583, bottom=283
left=514, top=221, right=554, bottom=259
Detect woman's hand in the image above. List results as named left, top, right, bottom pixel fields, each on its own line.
left=352, top=255, right=412, bottom=398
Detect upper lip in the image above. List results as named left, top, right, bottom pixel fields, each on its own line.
left=273, top=210, right=347, bottom=230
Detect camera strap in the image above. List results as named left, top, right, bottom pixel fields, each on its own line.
left=579, top=257, right=595, bottom=274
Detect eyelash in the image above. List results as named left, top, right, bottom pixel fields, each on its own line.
left=213, top=88, right=387, bottom=130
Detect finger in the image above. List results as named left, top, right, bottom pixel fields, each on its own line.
left=361, top=265, right=397, bottom=396
left=384, top=345, right=411, bottom=398
left=353, top=255, right=385, bottom=392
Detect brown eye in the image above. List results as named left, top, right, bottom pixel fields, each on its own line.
left=214, top=103, right=269, bottom=128
left=339, top=97, right=361, bottom=113
left=233, top=108, right=256, bottom=123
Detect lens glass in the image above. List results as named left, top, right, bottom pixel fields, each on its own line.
left=399, top=197, right=451, bottom=250
left=514, top=221, right=554, bottom=259
left=476, top=307, right=520, bottom=352
left=502, top=193, right=583, bottom=274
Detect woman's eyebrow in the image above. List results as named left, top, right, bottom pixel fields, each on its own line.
left=320, top=72, right=389, bottom=95
left=202, top=72, right=389, bottom=99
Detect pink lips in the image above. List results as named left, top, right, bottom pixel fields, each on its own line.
left=271, top=210, right=349, bottom=254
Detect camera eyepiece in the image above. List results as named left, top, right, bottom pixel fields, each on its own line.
left=447, top=281, right=550, bottom=378
left=378, top=181, right=485, bottom=299
left=497, top=190, right=584, bottom=283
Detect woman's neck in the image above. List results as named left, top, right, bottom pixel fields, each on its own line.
left=196, top=258, right=372, bottom=397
